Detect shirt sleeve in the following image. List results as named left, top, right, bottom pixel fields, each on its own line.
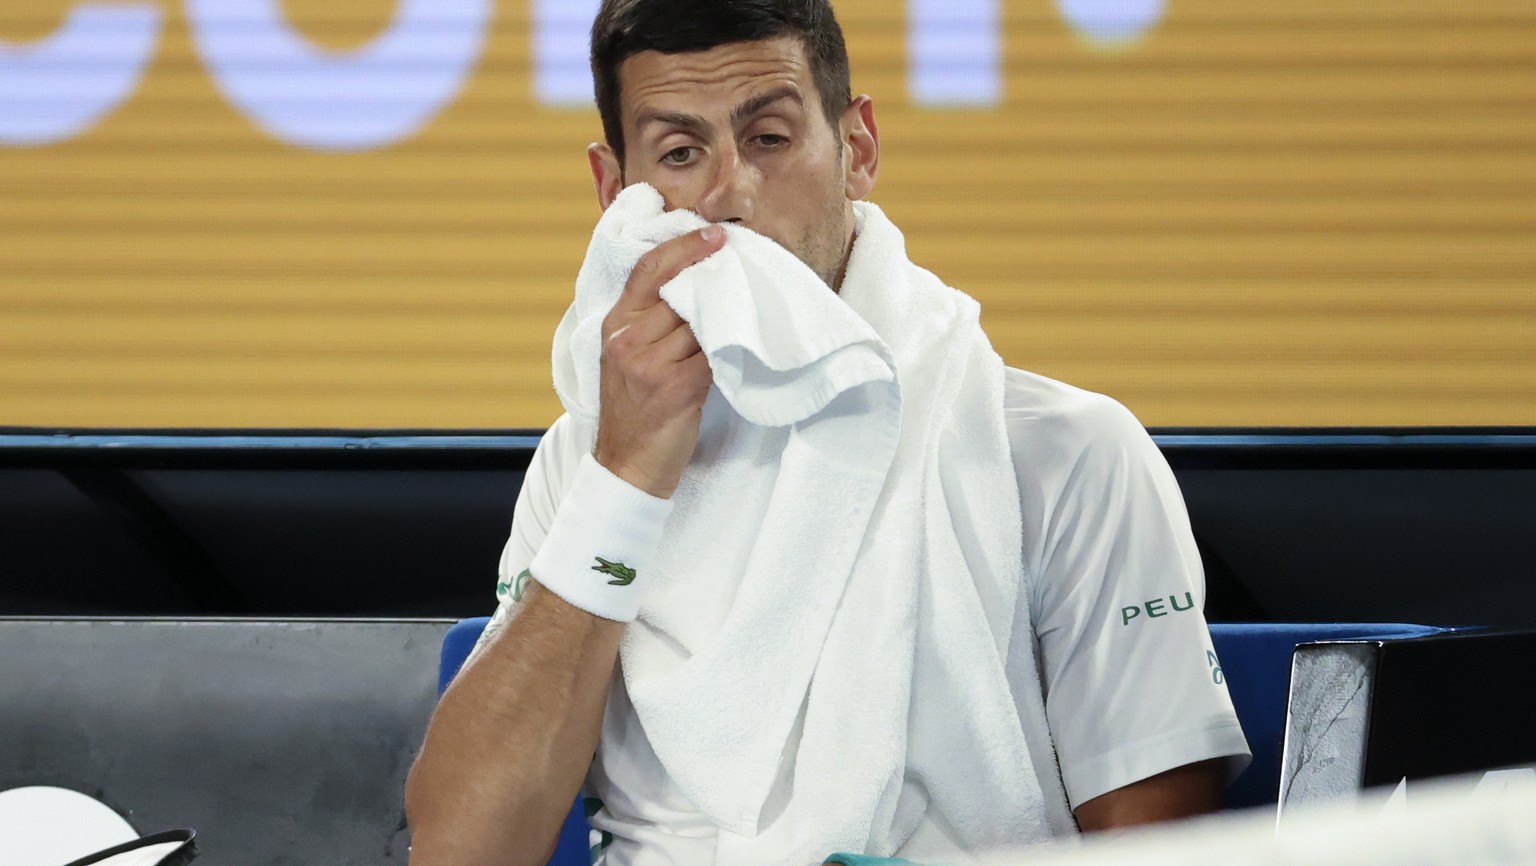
left=467, top=413, right=585, bottom=661
left=1007, top=372, right=1250, bottom=810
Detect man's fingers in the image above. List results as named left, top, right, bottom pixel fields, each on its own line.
left=676, top=350, right=712, bottom=385
left=614, top=225, right=726, bottom=312
left=653, top=319, right=703, bottom=362
left=606, top=299, right=686, bottom=353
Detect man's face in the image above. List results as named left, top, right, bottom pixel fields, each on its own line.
left=591, top=37, right=875, bottom=288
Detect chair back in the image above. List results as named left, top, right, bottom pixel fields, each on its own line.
left=1209, top=622, right=1451, bottom=809
left=0, top=619, right=445, bottom=865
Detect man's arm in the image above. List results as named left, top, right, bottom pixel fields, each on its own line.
left=404, top=225, right=725, bottom=866
left=1073, top=758, right=1224, bottom=832
left=820, top=760, right=1223, bottom=866
left=405, top=585, right=624, bottom=866
left=1009, top=380, right=1249, bottom=836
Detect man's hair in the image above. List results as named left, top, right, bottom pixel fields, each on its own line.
left=590, top=0, right=852, bottom=164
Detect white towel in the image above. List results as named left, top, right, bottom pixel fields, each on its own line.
left=554, top=184, right=1053, bottom=865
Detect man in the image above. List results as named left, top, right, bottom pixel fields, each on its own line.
left=405, top=2, right=1249, bottom=864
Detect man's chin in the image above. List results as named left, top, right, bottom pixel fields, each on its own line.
left=753, top=232, right=836, bottom=288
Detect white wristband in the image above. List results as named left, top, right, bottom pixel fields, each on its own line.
left=528, top=453, right=673, bottom=622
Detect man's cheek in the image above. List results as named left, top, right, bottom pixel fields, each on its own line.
left=646, top=180, right=699, bottom=215
left=754, top=223, right=800, bottom=258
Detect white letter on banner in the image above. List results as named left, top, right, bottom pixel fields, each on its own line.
left=908, top=0, right=1000, bottom=107
left=1055, top=0, right=1166, bottom=45
left=185, top=0, right=493, bottom=151
left=533, top=0, right=600, bottom=106
left=0, top=4, right=161, bottom=146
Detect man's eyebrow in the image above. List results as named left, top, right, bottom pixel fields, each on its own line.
left=633, top=87, right=804, bottom=139
left=635, top=109, right=710, bottom=137
left=730, top=86, right=803, bottom=127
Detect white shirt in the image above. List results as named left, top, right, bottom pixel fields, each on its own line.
left=481, top=367, right=1250, bottom=864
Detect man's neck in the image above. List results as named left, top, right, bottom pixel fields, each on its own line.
left=830, top=206, right=860, bottom=293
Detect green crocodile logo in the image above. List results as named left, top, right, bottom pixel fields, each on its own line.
left=591, top=557, right=636, bottom=586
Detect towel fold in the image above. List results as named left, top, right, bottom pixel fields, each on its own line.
left=554, top=184, right=1053, bottom=865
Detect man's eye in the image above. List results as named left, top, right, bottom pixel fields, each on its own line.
left=661, top=146, right=695, bottom=165
left=755, top=134, right=789, bottom=147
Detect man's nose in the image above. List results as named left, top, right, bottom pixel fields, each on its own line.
left=694, top=145, right=754, bottom=225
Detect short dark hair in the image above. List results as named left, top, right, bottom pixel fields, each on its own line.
left=591, top=0, right=852, bottom=164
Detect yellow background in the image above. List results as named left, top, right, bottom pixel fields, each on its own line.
left=2, top=0, right=1532, bottom=429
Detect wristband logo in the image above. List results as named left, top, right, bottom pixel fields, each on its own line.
left=591, top=557, right=635, bottom=587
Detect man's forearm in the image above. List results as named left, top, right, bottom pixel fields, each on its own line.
left=405, top=582, right=623, bottom=866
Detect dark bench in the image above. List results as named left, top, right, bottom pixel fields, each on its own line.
left=2, top=428, right=1533, bottom=627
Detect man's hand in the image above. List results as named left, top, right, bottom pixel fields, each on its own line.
left=593, top=225, right=725, bottom=498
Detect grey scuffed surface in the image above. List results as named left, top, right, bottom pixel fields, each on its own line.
left=1277, top=642, right=1376, bottom=818
left=0, top=619, right=453, bottom=865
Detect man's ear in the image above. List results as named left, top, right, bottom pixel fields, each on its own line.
left=841, top=95, right=879, bottom=201
left=588, top=142, right=623, bottom=210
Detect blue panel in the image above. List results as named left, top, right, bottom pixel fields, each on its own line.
left=438, top=615, right=492, bottom=693
left=1153, top=432, right=1536, bottom=449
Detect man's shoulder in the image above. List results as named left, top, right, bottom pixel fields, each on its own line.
left=998, top=365, right=1172, bottom=516
left=1001, top=366, right=1149, bottom=459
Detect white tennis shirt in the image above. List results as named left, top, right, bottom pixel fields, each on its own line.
left=478, top=367, right=1250, bottom=864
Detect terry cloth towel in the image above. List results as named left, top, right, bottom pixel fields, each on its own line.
left=553, top=184, right=1054, bottom=865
